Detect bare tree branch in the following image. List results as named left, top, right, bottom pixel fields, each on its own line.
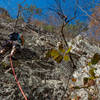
left=14, top=0, right=26, bottom=31
left=77, top=4, right=100, bottom=22
left=48, top=0, right=78, bottom=70
left=14, top=5, right=21, bottom=31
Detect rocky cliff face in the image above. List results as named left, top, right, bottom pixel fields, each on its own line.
left=0, top=18, right=100, bottom=100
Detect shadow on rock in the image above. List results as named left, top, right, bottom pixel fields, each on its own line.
left=14, top=48, right=39, bottom=60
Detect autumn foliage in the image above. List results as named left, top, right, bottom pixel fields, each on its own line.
left=89, top=7, right=100, bottom=40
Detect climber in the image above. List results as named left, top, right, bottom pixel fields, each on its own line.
left=0, top=32, right=24, bottom=58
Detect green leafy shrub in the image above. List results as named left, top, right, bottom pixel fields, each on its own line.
left=43, top=25, right=54, bottom=32
left=91, top=53, right=100, bottom=65
left=88, top=53, right=100, bottom=66
left=45, top=43, right=72, bottom=63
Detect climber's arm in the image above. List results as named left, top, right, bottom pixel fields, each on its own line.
left=10, top=45, right=16, bottom=56
left=0, top=49, right=6, bottom=54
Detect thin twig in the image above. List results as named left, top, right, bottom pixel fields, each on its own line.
left=60, top=21, right=77, bottom=69
left=14, top=5, right=21, bottom=31
left=14, top=0, right=26, bottom=31
left=77, top=4, right=100, bottom=22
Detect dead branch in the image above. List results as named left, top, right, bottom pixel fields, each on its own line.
left=77, top=4, right=100, bottom=22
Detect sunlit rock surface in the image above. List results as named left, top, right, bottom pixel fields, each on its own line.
left=0, top=18, right=100, bottom=100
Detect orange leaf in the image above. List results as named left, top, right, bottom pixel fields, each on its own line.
left=72, top=78, right=77, bottom=82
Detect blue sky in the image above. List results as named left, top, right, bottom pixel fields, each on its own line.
left=0, top=0, right=54, bottom=18
left=0, top=0, right=99, bottom=23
